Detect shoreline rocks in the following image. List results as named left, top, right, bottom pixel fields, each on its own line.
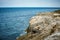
left=17, top=10, right=60, bottom=40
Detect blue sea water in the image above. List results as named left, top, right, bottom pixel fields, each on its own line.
left=0, top=7, right=60, bottom=40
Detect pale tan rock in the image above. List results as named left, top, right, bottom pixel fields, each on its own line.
left=44, top=32, right=60, bottom=40
left=17, top=11, right=60, bottom=40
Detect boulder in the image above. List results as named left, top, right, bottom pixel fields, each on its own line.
left=17, top=10, right=60, bottom=40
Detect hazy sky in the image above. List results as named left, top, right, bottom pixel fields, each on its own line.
left=0, top=0, right=60, bottom=7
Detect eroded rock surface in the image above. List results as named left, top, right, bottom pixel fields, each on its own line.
left=17, top=10, right=60, bottom=40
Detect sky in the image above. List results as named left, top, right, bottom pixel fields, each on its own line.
left=0, top=0, right=60, bottom=7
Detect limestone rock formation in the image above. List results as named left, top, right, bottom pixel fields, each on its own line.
left=44, top=32, right=60, bottom=40
left=17, top=10, right=60, bottom=40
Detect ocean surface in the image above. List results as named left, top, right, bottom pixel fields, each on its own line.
left=0, top=7, right=60, bottom=40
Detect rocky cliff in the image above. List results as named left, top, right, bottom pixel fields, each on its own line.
left=17, top=10, right=60, bottom=40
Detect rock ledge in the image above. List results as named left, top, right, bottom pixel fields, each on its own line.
left=17, top=10, right=60, bottom=40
